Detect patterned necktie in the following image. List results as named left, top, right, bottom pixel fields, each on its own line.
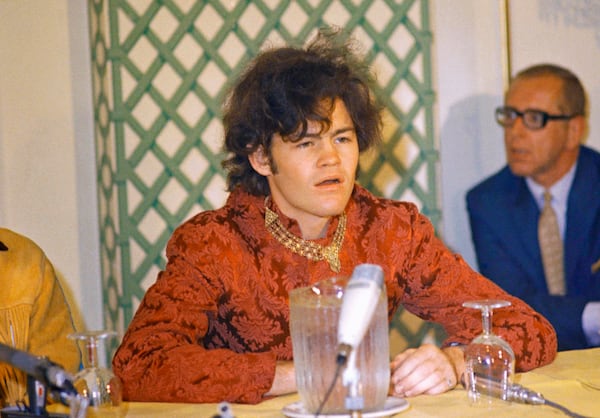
left=538, top=191, right=565, bottom=295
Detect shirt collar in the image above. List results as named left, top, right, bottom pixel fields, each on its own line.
left=525, top=162, right=577, bottom=210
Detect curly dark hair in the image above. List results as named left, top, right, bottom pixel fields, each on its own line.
left=221, top=28, right=383, bottom=196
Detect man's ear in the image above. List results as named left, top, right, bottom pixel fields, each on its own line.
left=249, top=146, right=272, bottom=176
left=566, top=115, right=587, bottom=149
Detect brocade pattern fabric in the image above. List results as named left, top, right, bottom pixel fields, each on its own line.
left=113, top=186, right=557, bottom=404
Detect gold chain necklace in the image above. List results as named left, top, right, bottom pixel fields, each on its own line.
left=264, top=198, right=346, bottom=272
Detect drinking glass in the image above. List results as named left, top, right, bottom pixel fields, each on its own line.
left=68, top=330, right=123, bottom=417
left=462, top=300, right=515, bottom=407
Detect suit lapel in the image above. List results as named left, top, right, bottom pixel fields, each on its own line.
left=510, top=179, right=545, bottom=282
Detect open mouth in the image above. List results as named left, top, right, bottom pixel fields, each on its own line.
left=316, top=178, right=341, bottom=186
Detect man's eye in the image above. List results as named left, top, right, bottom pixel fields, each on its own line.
left=336, top=136, right=351, bottom=143
left=296, top=141, right=313, bottom=148
left=531, top=113, right=544, bottom=123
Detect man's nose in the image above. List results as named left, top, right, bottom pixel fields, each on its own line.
left=506, top=114, right=529, bottom=136
left=318, top=140, right=341, bottom=165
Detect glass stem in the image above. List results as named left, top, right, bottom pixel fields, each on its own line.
left=482, top=308, right=492, bottom=335
left=86, top=338, right=99, bottom=368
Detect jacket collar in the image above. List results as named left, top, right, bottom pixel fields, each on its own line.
left=510, top=179, right=544, bottom=278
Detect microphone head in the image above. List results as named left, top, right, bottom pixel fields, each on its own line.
left=336, top=264, right=384, bottom=364
left=350, top=264, right=384, bottom=287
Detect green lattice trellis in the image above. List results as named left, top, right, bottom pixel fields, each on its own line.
left=89, top=0, right=444, bottom=349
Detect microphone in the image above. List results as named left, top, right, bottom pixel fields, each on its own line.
left=467, top=375, right=545, bottom=405
left=336, top=263, right=384, bottom=366
left=466, top=375, right=590, bottom=417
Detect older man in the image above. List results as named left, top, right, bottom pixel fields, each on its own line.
left=467, top=64, right=600, bottom=350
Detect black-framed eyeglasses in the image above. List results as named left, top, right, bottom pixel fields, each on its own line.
left=495, top=106, right=577, bottom=130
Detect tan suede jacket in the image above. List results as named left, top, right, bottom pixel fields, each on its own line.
left=0, top=228, right=80, bottom=407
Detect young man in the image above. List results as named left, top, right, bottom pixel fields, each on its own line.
left=113, top=31, right=557, bottom=404
left=467, top=64, right=600, bottom=351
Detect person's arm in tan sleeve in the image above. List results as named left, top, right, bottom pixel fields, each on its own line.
left=28, top=254, right=81, bottom=373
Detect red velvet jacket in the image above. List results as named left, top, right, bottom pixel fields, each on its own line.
left=112, top=185, right=557, bottom=404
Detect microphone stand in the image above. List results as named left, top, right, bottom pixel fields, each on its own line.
left=2, top=377, right=67, bottom=418
left=0, top=343, right=87, bottom=418
left=342, top=351, right=363, bottom=418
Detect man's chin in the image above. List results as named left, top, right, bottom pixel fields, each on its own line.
left=508, top=163, right=532, bottom=178
left=316, top=202, right=349, bottom=219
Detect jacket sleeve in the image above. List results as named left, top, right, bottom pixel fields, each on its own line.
left=112, top=237, right=277, bottom=404
left=397, top=205, right=557, bottom=372
left=28, top=256, right=81, bottom=374
left=0, top=232, right=80, bottom=406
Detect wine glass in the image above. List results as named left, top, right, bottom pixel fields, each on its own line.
left=462, top=300, right=515, bottom=407
left=68, top=330, right=123, bottom=417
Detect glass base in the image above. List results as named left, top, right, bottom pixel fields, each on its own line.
left=468, top=393, right=512, bottom=408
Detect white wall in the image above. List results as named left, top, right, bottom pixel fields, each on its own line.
left=0, top=0, right=101, bottom=330
left=509, top=1, right=600, bottom=151
left=433, top=0, right=506, bottom=268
